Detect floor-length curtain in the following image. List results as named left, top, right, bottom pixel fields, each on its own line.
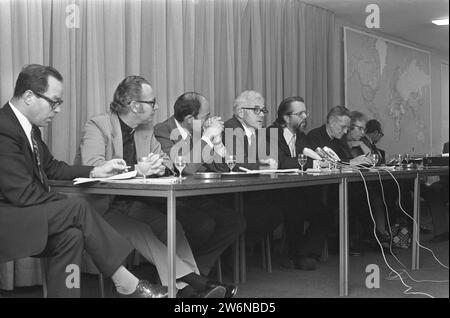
left=1, top=0, right=335, bottom=163
left=0, top=0, right=335, bottom=290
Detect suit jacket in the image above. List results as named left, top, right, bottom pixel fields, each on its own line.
left=154, top=116, right=225, bottom=174
left=266, top=122, right=312, bottom=169
left=0, top=103, right=92, bottom=262
left=223, top=116, right=260, bottom=170
left=307, top=124, right=353, bottom=161
left=76, top=112, right=172, bottom=170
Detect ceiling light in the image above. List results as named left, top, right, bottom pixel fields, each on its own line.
left=432, top=18, right=449, bottom=26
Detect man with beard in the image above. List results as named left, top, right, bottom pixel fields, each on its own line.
left=266, top=96, right=329, bottom=270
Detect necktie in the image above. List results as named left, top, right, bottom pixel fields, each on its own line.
left=289, top=134, right=296, bottom=157
left=30, top=127, right=49, bottom=191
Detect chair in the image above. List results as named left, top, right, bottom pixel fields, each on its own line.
left=40, top=257, right=105, bottom=298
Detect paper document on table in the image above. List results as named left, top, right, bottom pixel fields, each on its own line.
left=105, top=177, right=179, bottom=184
left=73, top=170, right=137, bottom=185
left=238, top=167, right=299, bottom=174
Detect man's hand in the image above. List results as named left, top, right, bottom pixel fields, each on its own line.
left=259, top=158, right=278, bottom=170
left=91, top=159, right=128, bottom=178
left=141, top=153, right=166, bottom=176
left=350, top=155, right=372, bottom=166
left=203, top=118, right=224, bottom=141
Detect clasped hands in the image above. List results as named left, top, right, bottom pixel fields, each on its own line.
left=91, top=154, right=165, bottom=178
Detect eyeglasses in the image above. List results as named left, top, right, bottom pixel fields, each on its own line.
left=289, top=110, right=308, bottom=118
left=352, top=124, right=366, bottom=132
left=33, top=91, right=63, bottom=110
left=135, top=99, right=157, bottom=109
left=378, top=131, right=384, bottom=137
left=242, top=106, right=269, bottom=115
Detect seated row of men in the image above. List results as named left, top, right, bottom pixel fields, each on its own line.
left=1, top=64, right=448, bottom=298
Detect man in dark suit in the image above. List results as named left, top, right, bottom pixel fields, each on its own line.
left=307, top=107, right=386, bottom=255
left=155, top=92, right=244, bottom=297
left=307, top=106, right=372, bottom=166
left=222, top=90, right=282, bottom=251
left=266, top=96, right=330, bottom=270
left=0, top=64, right=167, bottom=297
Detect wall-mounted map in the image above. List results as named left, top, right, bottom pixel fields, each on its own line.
left=344, top=27, right=431, bottom=158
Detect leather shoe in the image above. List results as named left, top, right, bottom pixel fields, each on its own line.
left=292, top=256, right=317, bottom=270
left=194, top=285, right=226, bottom=298
left=429, top=232, right=449, bottom=243
left=206, top=281, right=238, bottom=298
left=116, top=280, right=168, bottom=298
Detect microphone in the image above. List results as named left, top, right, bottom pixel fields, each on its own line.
left=302, top=147, right=322, bottom=161
left=323, top=146, right=341, bottom=162
left=316, top=147, right=337, bottom=163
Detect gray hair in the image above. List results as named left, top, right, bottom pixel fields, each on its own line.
left=233, top=90, right=264, bottom=115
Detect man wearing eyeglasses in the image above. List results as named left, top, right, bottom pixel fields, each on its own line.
left=266, top=96, right=329, bottom=270
left=0, top=64, right=170, bottom=297
left=307, top=106, right=373, bottom=166
left=77, top=77, right=232, bottom=298
left=222, top=90, right=282, bottom=251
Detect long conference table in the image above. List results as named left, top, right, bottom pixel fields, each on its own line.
left=49, top=166, right=448, bottom=298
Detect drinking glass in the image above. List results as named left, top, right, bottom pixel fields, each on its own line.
left=137, top=157, right=152, bottom=181
left=404, top=153, right=411, bottom=164
left=370, top=153, right=380, bottom=167
left=225, top=155, right=236, bottom=173
left=298, top=154, right=307, bottom=174
left=396, top=154, right=403, bottom=166
left=175, top=156, right=187, bottom=183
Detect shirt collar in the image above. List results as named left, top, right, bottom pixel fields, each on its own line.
left=283, top=127, right=296, bottom=142
left=174, top=118, right=190, bottom=140
left=9, top=101, right=33, bottom=148
left=118, top=115, right=135, bottom=136
left=236, top=117, right=254, bottom=142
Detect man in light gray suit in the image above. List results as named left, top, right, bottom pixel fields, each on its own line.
left=77, top=76, right=228, bottom=298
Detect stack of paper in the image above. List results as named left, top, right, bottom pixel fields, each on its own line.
left=73, top=171, right=137, bottom=185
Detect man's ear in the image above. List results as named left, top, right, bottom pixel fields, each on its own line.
left=23, top=90, right=34, bottom=105
left=236, top=108, right=244, bottom=119
left=130, top=101, right=139, bottom=113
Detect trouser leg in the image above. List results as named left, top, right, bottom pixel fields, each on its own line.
left=41, top=228, right=84, bottom=298
left=46, top=197, right=133, bottom=278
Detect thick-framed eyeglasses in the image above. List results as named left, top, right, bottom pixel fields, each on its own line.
left=33, top=91, right=63, bottom=110
left=242, top=106, right=268, bottom=115
left=289, top=110, right=308, bottom=118
left=135, top=99, right=157, bottom=109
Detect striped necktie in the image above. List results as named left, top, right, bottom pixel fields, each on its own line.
left=30, top=127, right=49, bottom=191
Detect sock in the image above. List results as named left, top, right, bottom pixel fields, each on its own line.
left=178, top=273, right=208, bottom=291
left=111, top=266, right=139, bottom=295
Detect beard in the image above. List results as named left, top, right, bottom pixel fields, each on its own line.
left=295, top=119, right=307, bottom=133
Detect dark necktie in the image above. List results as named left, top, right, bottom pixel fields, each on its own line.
left=30, top=127, right=49, bottom=191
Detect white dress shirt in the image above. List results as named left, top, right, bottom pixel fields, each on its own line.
left=9, top=101, right=33, bottom=149
left=283, top=128, right=296, bottom=157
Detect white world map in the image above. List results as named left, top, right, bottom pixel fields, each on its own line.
left=345, top=28, right=431, bottom=158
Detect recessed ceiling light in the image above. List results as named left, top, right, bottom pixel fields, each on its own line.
left=432, top=18, right=449, bottom=26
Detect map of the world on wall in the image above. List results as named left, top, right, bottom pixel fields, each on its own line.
left=344, top=27, right=431, bottom=158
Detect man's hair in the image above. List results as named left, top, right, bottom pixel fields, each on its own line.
left=233, top=90, right=264, bottom=115
left=13, top=64, right=63, bottom=98
left=173, top=92, right=202, bottom=122
left=326, top=105, right=351, bottom=123
left=365, top=119, right=382, bottom=134
left=110, top=76, right=150, bottom=114
left=275, top=96, right=305, bottom=126
left=349, top=111, right=367, bottom=126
